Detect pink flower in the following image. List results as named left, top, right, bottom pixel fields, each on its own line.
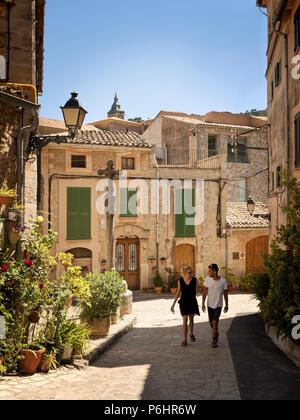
left=25, top=259, right=32, bottom=267
left=1, top=266, right=9, bottom=273
left=39, top=283, right=44, bottom=289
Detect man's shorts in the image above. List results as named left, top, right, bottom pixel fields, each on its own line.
left=208, top=306, right=222, bottom=323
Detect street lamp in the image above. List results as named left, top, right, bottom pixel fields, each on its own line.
left=61, top=92, right=88, bottom=138
left=28, top=92, right=87, bottom=153
left=246, top=196, right=271, bottom=221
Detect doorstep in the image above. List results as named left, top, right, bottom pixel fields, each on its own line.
left=84, top=313, right=137, bottom=365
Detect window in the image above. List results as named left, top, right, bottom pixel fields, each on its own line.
left=271, top=172, right=275, bottom=191
left=277, top=166, right=281, bottom=188
left=208, top=135, right=218, bottom=157
left=174, top=189, right=195, bottom=237
left=71, top=155, right=86, bottom=168
left=295, top=5, right=300, bottom=51
left=227, top=137, right=249, bottom=163
left=67, top=188, right=91, bottom=240
left=120, top=188, right=137, bottom=217
left=275, top=62, right=280, bottom=87
left=122, top=158, right=135, bottom=170
left=271, top=81, right=274, bottom=100
left=295, top=113, right=300, bottom=168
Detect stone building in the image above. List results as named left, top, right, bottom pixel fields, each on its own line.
left=0, top=0, right=45, bottom=224
left=39, top=107, right=270, bottom=289
left=256, top=0, right=300, bottom=240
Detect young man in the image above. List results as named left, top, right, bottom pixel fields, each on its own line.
left=202, top=264, right=228, bottom=348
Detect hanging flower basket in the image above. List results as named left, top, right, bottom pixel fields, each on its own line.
left=8, top=230, right=21, bottom=246
left=0, top=195, right=14, bottom=205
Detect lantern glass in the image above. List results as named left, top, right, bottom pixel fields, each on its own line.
left=60, top=92, right=87, bottom=136
left=247, top=197, right=255, bottom=215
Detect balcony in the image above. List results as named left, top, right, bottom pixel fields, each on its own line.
left=153, top=146, right=220, bottom=169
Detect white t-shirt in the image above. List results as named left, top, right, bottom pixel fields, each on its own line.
left=204, top=277, right=227, bottom=309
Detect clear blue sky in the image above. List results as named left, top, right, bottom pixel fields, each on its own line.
left=40, top=0, right=268, bottom=123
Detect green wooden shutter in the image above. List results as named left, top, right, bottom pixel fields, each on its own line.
left=175, top=189, right=185, bottom=237
left=120, top=188, right=137, bottom=217
left=184, top=189, right=195, bottom=237
left=67, top=187, right=91, bottom=240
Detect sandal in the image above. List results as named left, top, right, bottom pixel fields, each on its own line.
left=190, top=334, right=196, bottom=342
left=181, top=340, right=187, bottom=347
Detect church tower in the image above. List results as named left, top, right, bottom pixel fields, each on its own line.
left=107, top=93, right=125, bottom=120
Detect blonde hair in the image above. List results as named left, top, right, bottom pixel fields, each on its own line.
left=183, top=265, right=192, bottom=273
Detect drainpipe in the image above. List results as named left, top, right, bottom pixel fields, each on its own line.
left=16, top=107, right=39, bottom=226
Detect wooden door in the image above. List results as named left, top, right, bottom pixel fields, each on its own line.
left=174, top=244, right=195, bottom=276
left=116, top=238, right=140, bottom=290
left=246, top=235, right=269, bottom=274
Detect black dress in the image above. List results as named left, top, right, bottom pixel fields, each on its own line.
left=178, top=277, right=200, bottom=316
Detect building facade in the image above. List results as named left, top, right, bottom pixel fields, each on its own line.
left=257, top=0, right=300, bottom=240
left=0, top=0, right=45, bottom=224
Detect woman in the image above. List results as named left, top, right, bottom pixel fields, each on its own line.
left=171, top=266, right=200, bottom=347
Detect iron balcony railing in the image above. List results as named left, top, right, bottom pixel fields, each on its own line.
left=153, top=146, right=220, bottom=169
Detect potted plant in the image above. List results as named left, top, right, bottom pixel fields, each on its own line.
left=8, top=223, right=26, bottom=246
left=221, top=267, right=238, bottom=292
left=38, top=351, right=58, bottom=373
left=0, top=187, right=16, bottom=205
left=80, top=271, right=125, bottom=337
left=153, top=272, right=164, bottom=294
left=165, top=267, right=180, bottom=294
left=20, top=343, right=45, bottom=374
left=198, top=275, right=206, bottom=294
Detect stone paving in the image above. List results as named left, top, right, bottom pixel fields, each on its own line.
left=0, top=292, right=261, bottom=400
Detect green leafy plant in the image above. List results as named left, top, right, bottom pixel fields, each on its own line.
left=0, top=187, right=16, bottom=197
left=80, top=271, right=125, bottom=324
left=221, top=267, right=240, bottom=288
left=153, top=272, right=164, bottom=288
left=165, top=267, right=180, bottom=289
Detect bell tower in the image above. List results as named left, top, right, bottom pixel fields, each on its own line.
left=107, top=93, right=125, bottom=119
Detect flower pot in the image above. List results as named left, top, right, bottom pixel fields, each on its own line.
left=20, top=349, right=45, bottom=374
left=5, top=280, right=15, bottom=287
left=38, top=354, right=52, bottom=373
left=154, top=287, right=162, bottom=294
left=0, top=195, right=14, bottom=205
left=227, top=285, right=234, bottom=292
left=62, top=344, right=73, bottom=363
left=8, top=209, right=20, bottom=222
left=28, top=311, right=40, bottom=324
left=91, top=317, right=111, bottom=337
left=8, top=230, right=21, bottom=246
left=170, top=288, right=177, bottom=294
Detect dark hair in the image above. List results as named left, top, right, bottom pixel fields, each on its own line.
left=209, top=264, right=219, bottom=272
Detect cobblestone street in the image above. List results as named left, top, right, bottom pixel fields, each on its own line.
left=1, top=292, right=300, bottom=400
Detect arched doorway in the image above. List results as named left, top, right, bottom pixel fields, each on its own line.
left=66, top=248, right=92, bottom=276
left=246, top=235, right=268, bottom=274
left=116, top=238, right=140, bottom=290
left=174, top=244, right=195, bottom=276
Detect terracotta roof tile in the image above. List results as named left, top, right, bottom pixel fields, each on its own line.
left=226, top=202, right=269, bottom=229
left=45, top=129, right=152, bottom=149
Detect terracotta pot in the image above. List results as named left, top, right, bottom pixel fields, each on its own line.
left=38, top=354, right=52, bottom=373
left=20, top=349, right=45, bottom=374
left=28, top=311, right=40, bottom=324
left=91, top=317, right=111, bottom=337
left=154, top=287, right=162, bottom=294
left=0, top=196, right=14, bottom=205
left=228, top=285, right=234, bottom=292
left=5, top=280, right=15, bottom=287
left=170, top=288, right=177, bottom=294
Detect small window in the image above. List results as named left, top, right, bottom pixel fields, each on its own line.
left=277, top=166, right=281, bottom=188
left=271, top=81, right=274, bottom=100
left=295, top=113, right=300, bottom=169
left=122, top=158, right=135, bottom=170
left=294, top=5, right=300, bottom=51
left=275, top=62, right=280, bottom=87
left=71, top=155, right=86, bottom=168
left=271, top=172, right=275, bottom=191
left=227, top=136, right=249, bottom=163
left=208, top=135, right=218, bottom=158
